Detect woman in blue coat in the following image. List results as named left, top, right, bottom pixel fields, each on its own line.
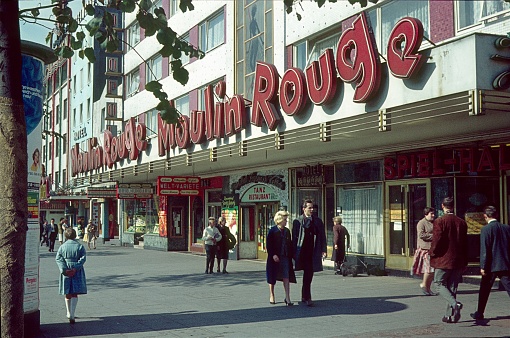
left=55, top=228, right=87, bottom=324
left=266, top=210, right=296, bottom=306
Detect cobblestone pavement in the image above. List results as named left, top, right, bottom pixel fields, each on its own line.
left=34, top=241, right=510, bottom=338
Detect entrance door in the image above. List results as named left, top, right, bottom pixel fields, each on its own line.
left=256, top=203, right=279, bottom=261
left=385, top=180, right=430, bottom=270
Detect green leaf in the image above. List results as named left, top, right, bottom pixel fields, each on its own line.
left=159, top=44, right=175, bottom=57
left=84, top=47, right=96, bottom=63
left=86, top=16, right=102, bottom=35
left=52, top=6, right=62, bottom=17
left=78, top=49, right=85, bottom=59
left=31, top=8, right=40, bottom=17
left=68, top=19, right=79, bottom=33
left=145, top=81, right=163, bottom=92
left=140, top=0, right=152, bottom=11
left=106, top=39, right=119, bottom=53
left=154, top=90, right=168, bottom=101
left=159, top=103, right=180, bottom=124
left=316, top=0, right=327, bottom=7
left=71, top=37, right=83, bottom=50
left=56, top=15, right=70, bottom=24
left=85, top=4, right=95, bottom=16
left=173, top=67, right=189, bottom=86
left=76, top=31, right=86, bottom=42
left=119, top=0, right=136, bottom=13
left=157, top=27, right=176, bottom=45
left=45, top=32, right=53, bottom=44
left=60, top=46, right=74, bottom=58
left=179, top=0, right=194, bottom=13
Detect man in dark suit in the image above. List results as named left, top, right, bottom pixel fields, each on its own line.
left=292, top=200, right=326, bottom=306
left=470, top=206, right=510, bottom=320
left=430, top=197, right=468, bottom=324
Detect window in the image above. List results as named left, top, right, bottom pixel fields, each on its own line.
left=146, top=54, right=163, bottom=83
left=127, top=69, right=140, bottom=97
left=63, top=133, right=67, bottom=155
left=80, top=103, right=83, bottom=124
left=54, top=171, right=60, bottom=188
left=72, top=108, right=76, bottom=128
left=49, top=141, right=52, bottom=159
left=294, top=41, right=306, bottom=70
left=235, top=1, right=273, bottom=100
left=62, top=169, right=67, bottom=188
left=199, top=10, right=225, bottom=52
left=458, top=0, right=510, bottom=29
left=198, top=78, right=223, bottom=111
left=126, top=22, right=141, bottom=51
left=101, top=107, right=106, bottom=132
left=73, top=75, right=76, bottom=94
left=56, top=105, right=60, bottom=125
left=63, top=99, right=67, bottom=120
left=174, top=94, right=190, bottom=116
left=80, top=68, right=84, bottom=90
left=42, top=145, right=46, bottom=163
left=368, top=0, right=430, bottom=53
left=175, top=33, right=190, bottom=65
left=87, top=98, right=91, bottom=120
left=87, top=63, right=91, bottom=83
left=308, top=32, right=341, bottom=67
left=55, top=137, right=60, bottom=156
left=169, top=0, right=179, bottom=17
left=61, top=63, right=67, bottom=84
left=145, top=109, right=158, bottom=136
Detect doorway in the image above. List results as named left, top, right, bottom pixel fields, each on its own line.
left=256, top=203, right=279, bottom=261
left=385, top=180, right=430, bottom=270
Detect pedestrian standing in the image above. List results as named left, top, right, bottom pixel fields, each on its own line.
left=266, top=210, right=296, bottom=306
left=292, top=200, right=327, bottom=306
left=49, top=218, right=58, bottom=252
left=202, top=216, right=222, bottom=274
left=430, top=197, right=468, bottom=323
left=57, top=217, right=64, bottom=244
left=44, top=220, right=53, bottom=248
left=470, top=206, right=510, bottom=320
left=86, top=221, right=98, bottom=250
left=215, top=216, right=231, bottom=273
left=412, top=207, right=436, bottom=296
left=55, top=228, right=87, bottom=324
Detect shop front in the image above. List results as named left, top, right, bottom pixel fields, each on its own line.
left=230, top=170, right=289, bottom=260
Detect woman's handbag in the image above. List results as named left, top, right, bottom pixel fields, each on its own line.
left=227, top=231, right=236, bottom=250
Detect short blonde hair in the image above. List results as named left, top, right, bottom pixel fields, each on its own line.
left=333, top=216, right=343, bottom=224
left=274, top=210, right=289, bottom=225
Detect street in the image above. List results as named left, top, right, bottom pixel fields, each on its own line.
left=35, top=241, right=510, bottom=337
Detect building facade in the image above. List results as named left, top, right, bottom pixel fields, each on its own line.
left=47, top=0, right=510, bottom=273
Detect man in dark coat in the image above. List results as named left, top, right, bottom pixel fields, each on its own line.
left=470, top=206, right=510, bottom=320
left=292, top=200, right=326, bottom=306
left=430, top=197, right=468, bottom=324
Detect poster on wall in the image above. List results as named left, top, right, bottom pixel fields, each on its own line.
left=221, top=194, right=239, bottom=260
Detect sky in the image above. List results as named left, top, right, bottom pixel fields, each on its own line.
left=19, top=0, right=83, bottom=46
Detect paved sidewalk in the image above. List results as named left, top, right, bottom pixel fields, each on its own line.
left=35, top=241, right=510, bottom=338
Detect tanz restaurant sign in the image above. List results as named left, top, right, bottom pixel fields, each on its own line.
left=72, top=13, right=426, bottom=176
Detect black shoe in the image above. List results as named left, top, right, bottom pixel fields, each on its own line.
left=470, top=311, right=484, bottom=320
left=205, top=270, right=209, bottom=274
left=284, top=299, right=294, bottom=306
left=222, top=270, right=228, bottom=274
left=69, top=318, right=75, bottom=324
left=217, top=269, right=220, bottom=273
left=442, top=316, right=453, bottom=323
left=452, top=302, right=463, bottom=323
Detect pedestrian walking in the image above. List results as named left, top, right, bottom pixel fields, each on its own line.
left=44, top=219, right=53, bottom=248
left=55, top=228, right=87, bottom=324
left=292, top=200, right=327, bottom=306
left=49, top=218, right=58, bottom=252
left=202, top=216, right=222, bottom=274
left=470, top=205, right=510, bottom=320
left=430, top=197, right=468, bottom=324
left=331, top=216, right=350, bottom=274
left=412, top=207, right=436, bottom=296
left=266, top=210, right=296, bottom=306
left=86, top=221, right=98, bottom=250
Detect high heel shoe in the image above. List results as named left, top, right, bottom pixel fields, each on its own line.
left=284, top=299, right=294, bottom=306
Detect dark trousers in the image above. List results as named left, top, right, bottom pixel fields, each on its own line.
left=49, top=233, right=57, bottom=251
left=477, top=271, right=510, bottom=315
left=301, top=255, right=314, bottom=301
left=205, top=244, right=217, bottom=273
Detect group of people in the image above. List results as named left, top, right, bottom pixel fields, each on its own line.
left=40, top=218, right=70, bottom=252
left=413, top=197, right=510, bottom=323
left=202, top=216, right=236, bottom=274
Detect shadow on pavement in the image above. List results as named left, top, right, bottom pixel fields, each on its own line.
left=36, top=296, right=408, bottom=337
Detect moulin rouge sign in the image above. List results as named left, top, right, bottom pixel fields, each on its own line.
left=72, top=13, right=425, bottom=176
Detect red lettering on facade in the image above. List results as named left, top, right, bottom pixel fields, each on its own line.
left=190, top=110, right=206, bottom=144
left=204, top=85, right=215, bottom=141
left=280, top=68, right=307, bottom=115
left=387, top=17, right=424, bottom=79
left=251, top=62, right=280, bottom=131
left=305, top=49, right=337, bottom=105
left=477, top=146, right=496, bottom=172
left=158, top=112, right=176, bottom=156
left=336, top=12, right=381, bottom=102
left=224, top=95, right=246, bottom=136
left=213, top=102, right=225, bottom=138
left=175, top=116, right=190, bottom=149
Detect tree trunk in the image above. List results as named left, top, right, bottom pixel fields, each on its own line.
left=0, top=1, right=28, bottom=337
